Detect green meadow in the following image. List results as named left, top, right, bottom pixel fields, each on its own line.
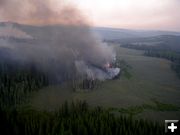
left=30, top=46, right=180, bottom=122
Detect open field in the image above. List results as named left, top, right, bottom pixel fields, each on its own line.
left=30, top=46, right=180, bottom=122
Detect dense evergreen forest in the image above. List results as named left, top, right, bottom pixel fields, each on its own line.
left=0, top=59, right=164, bottom=135
left=0, top=101, right=164, bottom=135
left=0, top=60, right=49, bottom=109
left=121, top=44, right=180, bottom=79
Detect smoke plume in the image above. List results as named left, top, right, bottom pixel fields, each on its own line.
left=0, top=0, right=84, bottom=25
left=0, top=23, right=32, bottom=39
left=0, top=0, right=119, bottom=82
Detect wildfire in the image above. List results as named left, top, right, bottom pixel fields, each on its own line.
left=104, top=62, right=112, bottom=68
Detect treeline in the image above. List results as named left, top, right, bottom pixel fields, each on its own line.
left=144, top=50, right=180, bottom=62
left=0, top=61, right=49, bottom=109
left=121, top=44, right=180, bottom=79
left=0, top=101, right=164, bottom=135
left=145, top=50, right=180, bottom=79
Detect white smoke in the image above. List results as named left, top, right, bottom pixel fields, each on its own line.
left=75, top=60, right=120, bottom=80
left=0, top=23, right=32, bottom=39
left=106, top=68, right=120, bottom=79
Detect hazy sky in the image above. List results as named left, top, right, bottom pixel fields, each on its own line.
left=74, top=0, right=180, bottom=31
left=0, top=0, right=179, bottom=31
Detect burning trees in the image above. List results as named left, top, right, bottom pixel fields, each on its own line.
left=70, top=59, right=121, bottom=91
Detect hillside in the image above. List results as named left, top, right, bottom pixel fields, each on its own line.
left=110, top=35, right=180, bottom=53
left=1, top=22, right=180, bottom=40
left=1, top=22, right=180, bottom=133
left=30, top=46, right=180, bottom=122
left=93, top=27, right=180, bottom=40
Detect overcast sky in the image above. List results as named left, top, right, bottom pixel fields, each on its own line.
left=74, top=0, right=180, bottom=31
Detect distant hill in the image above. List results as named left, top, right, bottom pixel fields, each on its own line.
left=0, top=22, right=180, bottom=53
left=93, top=27, right=180, bottom=40
left=110, top=35, right=180, bottom=52
left=1, top=22, right=180, bottom=40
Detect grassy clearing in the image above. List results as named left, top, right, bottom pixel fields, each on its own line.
left=108, top=99, right=180, bottom=118
left=30, top=46, right=180, bottom=121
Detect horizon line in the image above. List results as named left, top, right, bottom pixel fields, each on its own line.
left=1, top=21, right=180, bottom=33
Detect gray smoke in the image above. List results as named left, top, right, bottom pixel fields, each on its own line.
left=0, top=0, right=120, bottom=82
left=0, top=23, right=32, bottom=39
left=0, top=0, right=84, bottom=25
